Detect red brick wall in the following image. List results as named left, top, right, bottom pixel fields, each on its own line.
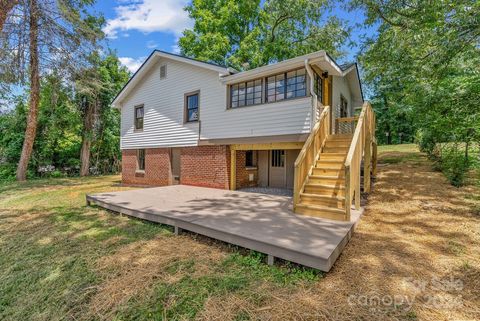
left=236, top=150, right=258, bottom=189
left=180, top=145, right=231, bottom=189
left=121, top=148, right=171, bottom=186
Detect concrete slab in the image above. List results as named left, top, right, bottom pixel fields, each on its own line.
left=86, top=185, right=363, bottom=271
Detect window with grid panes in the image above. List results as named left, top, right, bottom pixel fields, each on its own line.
left=230, top=79, right=262, bottom=108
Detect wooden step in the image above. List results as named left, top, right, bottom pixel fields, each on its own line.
left=308, top=175, right=346, bottom=185
left=319, top=153, right=347, bottom=161
left=312, top=167, right=345, bottom=176
left=295, top=203, right=348, bottom=221
left=325, top=140, right=351, bottom=148
left=323, top=146, right=349, bottom=153
left=303, top=183, right=345, bottom=197
left=329, top=134, right=353, bottom=140
left=316, top=160, right=344, bottom=169
left=299, top=193, right=345, bottom=208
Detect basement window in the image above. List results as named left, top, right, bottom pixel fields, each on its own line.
left=245, top=150, right=257, bottom=168
left=137, top=149, right=145, bottom=171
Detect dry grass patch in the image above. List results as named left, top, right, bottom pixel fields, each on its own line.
left=1, top=148, right=479, bottom=321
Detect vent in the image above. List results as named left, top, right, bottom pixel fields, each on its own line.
left=160, top=64, right=167, bottom=79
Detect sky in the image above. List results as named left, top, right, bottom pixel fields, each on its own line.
left=94, top=0, right=378, bottom=73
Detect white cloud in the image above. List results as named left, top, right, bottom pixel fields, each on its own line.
left=104, top=0, right=192, bottom=39
left=146, top=40, right=158, bottom=49
left=119, top=56, right=145, bottom=73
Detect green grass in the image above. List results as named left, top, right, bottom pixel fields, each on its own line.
left=0, top=176, right=320, bottom=321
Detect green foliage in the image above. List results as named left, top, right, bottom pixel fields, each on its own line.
left=0, top=53, right=129, bottom=180
left=356, top=0, right=480, bottom=186
left=179, top=0, right=350, bottom=70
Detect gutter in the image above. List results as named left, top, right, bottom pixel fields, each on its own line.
left=304, top=58, right=318, bottom=130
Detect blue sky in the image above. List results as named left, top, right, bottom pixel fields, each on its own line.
left=94, top=0, right=377, bottom=73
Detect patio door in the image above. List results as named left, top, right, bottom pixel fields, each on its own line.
left=269, top=150, right=286, bottom=188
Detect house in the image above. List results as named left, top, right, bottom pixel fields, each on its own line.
left=112, top=50, right=373, bottom=220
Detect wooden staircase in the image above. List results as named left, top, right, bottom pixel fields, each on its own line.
left=296, top=134, right=352, bottom=221
left=293, top=103, right=377, bottom=222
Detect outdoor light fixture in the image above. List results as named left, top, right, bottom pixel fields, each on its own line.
left=322, top=71, right=329, bottom=78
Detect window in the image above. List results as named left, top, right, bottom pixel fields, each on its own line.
left=314, top=71, right=323, bottom=101
left=245, top=150, right=257, bottom=167
left=230, top=79, right=262, bottom=108
left=340, top=95, right=348, bottom=117
left=137, top=149, right=145, bottom=171
left=134, top=105, right=144, bottom=130
left=271, top=150, right=285, bottom=167
left=266, top=68, right=306, bottom=103
left=160, top=64, right=167, bottom=79
left=185, top=91, right=199, bottom=122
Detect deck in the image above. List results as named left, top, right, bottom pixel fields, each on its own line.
left=86, top=185, right=363, bottom=271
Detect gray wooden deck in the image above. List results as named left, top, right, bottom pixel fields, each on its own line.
left=86, top=185, right=363, bottom=271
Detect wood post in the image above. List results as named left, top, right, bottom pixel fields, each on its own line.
left=230, top=148, right=236, bottom=190
left=364, top=131, right=371, bottom=193
left=372, top=141, right=378, bottom=176
left=344, top=167, right=351, bottom=220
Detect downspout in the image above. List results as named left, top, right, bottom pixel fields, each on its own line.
left=304, top=59, right=318, bottom=130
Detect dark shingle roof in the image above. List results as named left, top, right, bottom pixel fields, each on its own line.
left=154, top=50, right=229, bottom=69
left=339, top=62, right=356, bottom=71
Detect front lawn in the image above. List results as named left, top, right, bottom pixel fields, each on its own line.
left=1, top=146, right=479, bottom=320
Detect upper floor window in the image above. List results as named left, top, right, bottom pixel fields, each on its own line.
left=266, top=68, right=306, bottom=103
left=185, top=91, right=199, bottom=122
left=134, top=105, right=144, bottom=130
left=314, top=71, right=323, bottom=102
left=231, top=79, right=262, bottom=108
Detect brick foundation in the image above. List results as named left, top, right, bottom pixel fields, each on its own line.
left=180, top=145, right=231, bottom=189
left=235, top=150, right=258, bottom=189
left=121, top=148, right=171, bottom=186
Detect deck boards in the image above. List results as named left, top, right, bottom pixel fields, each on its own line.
left=86, top=185, right=363, bottom=271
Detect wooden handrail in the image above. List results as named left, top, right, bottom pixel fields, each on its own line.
left=344, top=102, right=376, bottom=219
left=293, top=105, right=330, bottom=210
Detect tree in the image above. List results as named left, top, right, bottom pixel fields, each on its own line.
left=179, top=0, right=350, bottom=70
left=0, top=0, right=103, bottom=181
left=0, top=0, right=17, bottom=31
left=353, top=0, right=480, bottom=185
left=75, top=53, right=130, bottom=176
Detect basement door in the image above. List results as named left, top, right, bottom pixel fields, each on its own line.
left=269, top=150, right=286, bottom=188
left=171, top=148, right=181, bottom=184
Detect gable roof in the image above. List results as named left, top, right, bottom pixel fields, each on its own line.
left=112, top=50, right=232, bottom=108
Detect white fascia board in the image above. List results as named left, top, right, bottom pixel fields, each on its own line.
left=220, top=50, right=352, bottom=84
left=221, top=50, right=328, bottom=84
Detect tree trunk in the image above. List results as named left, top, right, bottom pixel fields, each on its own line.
left=80, top=100, right=95, bottom=176
left=16, top=0, right=39, bottom=181
left=0, top=0, right=18, bottom=31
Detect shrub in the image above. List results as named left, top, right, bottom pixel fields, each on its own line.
left=437, top=147, right=469, bottom=187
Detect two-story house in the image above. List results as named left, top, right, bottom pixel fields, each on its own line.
left=113, top=50, right=367, bottom=219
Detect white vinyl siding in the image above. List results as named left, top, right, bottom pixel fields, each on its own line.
left=120, top=58, right=321, bottom=148
left=332, top=75, right=353, bottom=117
left=120, top=58, right=223, bottom=149
left=200, top=97, right=312, bottom=139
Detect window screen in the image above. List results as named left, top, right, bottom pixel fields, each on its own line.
left=134, top=105, right=144, bottom=130
left=186, top=93, right=199, bottom=122
left=137, top=149, right=145, bottom=171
